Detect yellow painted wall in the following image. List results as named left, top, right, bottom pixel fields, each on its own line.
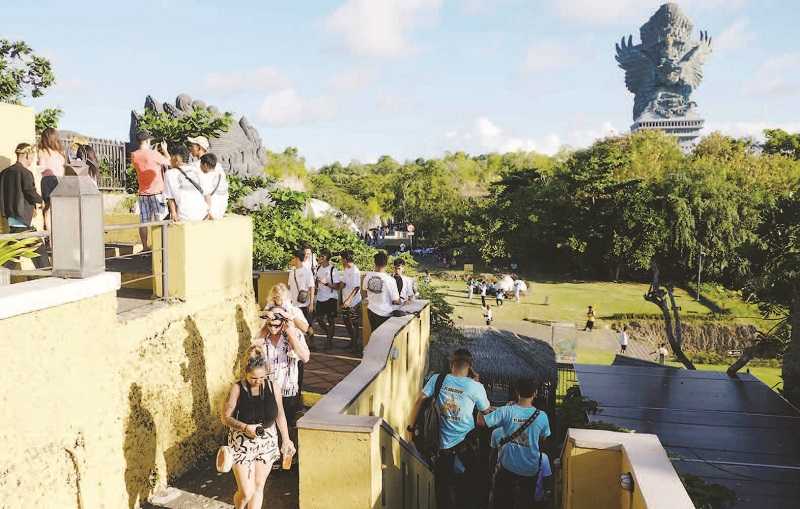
left=298, top=304, right=434, bottom=509
left=562, top=441, right=623, bottom=509
left=0, top=103, right=37, bottom=233
left=0, top=286, right=262, bottom=508
left=258, top=271, right=290, bottom=310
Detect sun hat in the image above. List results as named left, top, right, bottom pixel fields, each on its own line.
left=186, top=136, right=210, bottom=151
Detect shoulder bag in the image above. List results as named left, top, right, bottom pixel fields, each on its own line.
left=294, top=269, right=309, bottom=305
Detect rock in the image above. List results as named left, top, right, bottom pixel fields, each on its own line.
left=176, top=93, right=194, bottom=112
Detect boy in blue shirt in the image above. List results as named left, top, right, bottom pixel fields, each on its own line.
left=480, top=378, right=551, bottom=508
left=407, top=349, right=491, bottom=509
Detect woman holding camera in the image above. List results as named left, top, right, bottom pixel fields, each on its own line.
left=221, top=348, right=295, bottom=509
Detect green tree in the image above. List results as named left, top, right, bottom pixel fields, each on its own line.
left=136, top=107, right=233, bottom=146
left=0, top=39, right=55, bottom=103
left=34, top=108, right=62, bottom=134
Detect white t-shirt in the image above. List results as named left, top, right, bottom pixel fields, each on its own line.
left=198, top=163, right=228, bottom=220
left=315, top=263, right=340, bottom=302
left=658, top=346, right=668, bottom=356
left=619, top=331, right=629, bottom=346
left=364, top=271, right=399, bottom=317
left=341, top=264, right=362, bottom=307
left=164, top=165, right=208, bottom=221
left=396, top=274, right=416, bottom=301
left=302, top=254, right=318, bottom=275
left=288, top=266, right=315, bottom=308
left=484, top=308, right=493, bottom=321
left=480, top=285, right=487, bottom=296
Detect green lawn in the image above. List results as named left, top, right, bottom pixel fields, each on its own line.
left=436, top=277, right=763, bottom=328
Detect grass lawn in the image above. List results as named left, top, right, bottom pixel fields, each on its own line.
left=435, top=277, right=763, bottom=328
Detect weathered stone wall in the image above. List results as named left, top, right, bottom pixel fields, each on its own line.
left=0, top=288, right=261, bottom=508
left=627, top=319, right=758, bottom=353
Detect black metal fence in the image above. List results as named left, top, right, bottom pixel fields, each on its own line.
left=556, top=363, right=578, bottom=405
left=60, top=135, right=127, bottom=191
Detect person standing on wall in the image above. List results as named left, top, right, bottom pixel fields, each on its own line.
left=0, top=143, right=48, bottom=268
left=478, top=378, right=552, bottom=508
left=364, top=251, right=400, bottom=334
left=221, top=347, right=295, bottom=509
left=288, top=249, right=315, bottom=340
left=198, top=153, right=228, bottom=220
left=313, top=249, right=340, bottom=350
left=36, top=128, right=66, bottom=236
left=407, top=349, right=491, bottom=509
left=131, top=130, right=170, bottom=250
left=163, top=145, right=208, bottom=222
left=339, top=250, right=363, bottom=354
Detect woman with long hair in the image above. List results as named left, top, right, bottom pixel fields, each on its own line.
left=221, top=347, right=295, bottom=509
left=75, top=144, right=100, bottom=182
left=37, top=127, right=65, bottom=232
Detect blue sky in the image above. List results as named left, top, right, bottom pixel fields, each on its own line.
left=7, top=0, right=799, bottom=167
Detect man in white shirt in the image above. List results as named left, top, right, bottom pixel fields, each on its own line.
left=339, top=250, right=363, bottom=354
left=618, top=325, right=629, bottom=354
left=163, top=145, right=208, bottom=222
left=364, top=251, right=400, bottom=333
left=288, top=249, right=316, bottom=336
left=314, top=249, right=340, bottom=350
left=393, top=258, right=416, bottom=303
left=302, top=243, right=318, bottom=275
left=198, top=153, right=228, bottom=220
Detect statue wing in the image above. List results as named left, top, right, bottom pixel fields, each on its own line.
left=680, top=30, right=712, bottom=89
left=615, top=35, right=654, bottom=95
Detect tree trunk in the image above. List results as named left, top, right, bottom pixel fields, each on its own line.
left=782, top=291, right=800, bottom=407
left=644, top=262, right=695, bottom=370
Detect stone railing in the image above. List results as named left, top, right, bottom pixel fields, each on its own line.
left=297, top=301, right=434, bottom=509
left=561, top=429, right=694, bottom=509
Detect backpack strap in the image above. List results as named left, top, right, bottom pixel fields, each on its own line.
left=175, top=166, right=204, bottom=195
left=432, top=373, right=447, bottom=401
left=499, top=408, right=541, bottom=447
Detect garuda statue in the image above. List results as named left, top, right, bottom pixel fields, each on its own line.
left=615, top=3, right=712, bottom=121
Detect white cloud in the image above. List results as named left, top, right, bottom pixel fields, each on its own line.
left=204, top=67, right=291, bottom=95
left=445, top=117, right=618, bottom=155
left=704, top=121, right=800, bottom=139
left=257, top=89, right=336, bottom=127
left=714, top=18, right=755, bottom=53
left=744, top=52, right=800, bottom=97
left=523, top=42, right=574, bottom=73
left=325, top=0, right=442, bottom=58
left=554, top=0, right=747, bottom=25
left=329, top=67, right=376, bottom=92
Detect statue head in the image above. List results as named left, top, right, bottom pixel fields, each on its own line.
left=641, top=3, right=693, bottom=84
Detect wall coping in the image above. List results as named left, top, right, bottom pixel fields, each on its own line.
left=566, top=428, right=694, bottom=509
left=298, top=299, right=429, bottom=433
left=0, top=272, right=121, bottom=320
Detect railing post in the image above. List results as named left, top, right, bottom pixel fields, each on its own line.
left=161, top=223, right=169, bottom=300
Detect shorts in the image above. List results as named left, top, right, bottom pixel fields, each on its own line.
left=41, top=175, right=60, bottom=204
left=316, top=298, right=338, bottom=317
left=227, top=423, right=279, bottom=466
left=138, top=193, right=167, bottom=222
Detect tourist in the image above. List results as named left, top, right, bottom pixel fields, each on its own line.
left=266, top=283, right=310, bottom=334
left=198, top=153, right=228, bottom=220
left=74, top=144, right=100, bottom=182
left=513, top=279, right=524, bottom=303
left=495, top=288, right=505, bottom=307
left=221, top=347, right=294, bottom=509
left=654, top=343, right=668, bottom=364
left=467, top=278, right=474, bottom=300
left=302, top=243, right=318, bottom=275
left=0, top=143, right=48, bottom=268
left=479, top=378, right=552, bottom=508
left=252, top=306, right=311, bottom=429
left=619, top=325, right=629, bottom=354
left=407, top=349, right=491, bottom=509
left=364, top=251, right=401, bottom=333
left=36, top=127, right=66, bottom=234
left=163, top=145, right=208, bottom=222
left=583, top=306, right=596, bottom=332
left=483, top=304, right=493, bottom=326
left=393, top=258, right=416, bottom=303
left=480, top=281, right=487, bottom=307
left=131, top=130, right=170, bottom=250
left=288, top=249, right=315, bottom=327
left=339, top=250, right=363, bottom=354
left=313, top=249, right=340, bottom=350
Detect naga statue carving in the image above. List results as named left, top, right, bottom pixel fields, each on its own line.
left=616, top=3, right=712, bottom=121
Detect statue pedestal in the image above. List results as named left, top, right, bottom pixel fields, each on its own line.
left=631, top=117, right=704, bottom=150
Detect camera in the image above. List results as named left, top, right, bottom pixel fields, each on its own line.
left=255, top=425, right=266, bottom=437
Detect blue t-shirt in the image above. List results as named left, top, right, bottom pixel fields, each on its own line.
left=422, top=373, right=490, bottom=449
left=484, top=404, right=551, bottom=476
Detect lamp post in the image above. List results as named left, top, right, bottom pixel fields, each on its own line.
left=696, top=248, right=704, bottom=301
left=50, top=176, right=105, bottom=278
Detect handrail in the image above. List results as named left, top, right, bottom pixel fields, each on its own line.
left=0, top=231, right=49, bottom=241
left=104, top=220, right=172, bottom=231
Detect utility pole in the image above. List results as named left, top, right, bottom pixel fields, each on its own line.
left=696, top=249, right=704, bottom=301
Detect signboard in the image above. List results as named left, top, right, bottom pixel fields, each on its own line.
left=463, top=264, right=474, bottom=273
left=551, top=323, right=577, bottom=363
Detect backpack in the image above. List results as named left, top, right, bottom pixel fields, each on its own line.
left=413, top=373, right=447, bottom=463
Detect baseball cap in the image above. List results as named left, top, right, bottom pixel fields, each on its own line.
left=186, top=136, right=210, bottom=151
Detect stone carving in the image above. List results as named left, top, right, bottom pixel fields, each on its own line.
left=615, top=3, right=712, bottom=121
left=129, top=93, right=268, bottom=177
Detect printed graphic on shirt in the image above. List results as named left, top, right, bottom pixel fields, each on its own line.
left=440, top=393, right=461, bottom=421
left=366, top=275, right=384, bottom=294
left=510, top=417, right=532, bottom=447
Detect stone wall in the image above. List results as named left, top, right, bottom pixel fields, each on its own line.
left=627, top=319, right=758, bottom=353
